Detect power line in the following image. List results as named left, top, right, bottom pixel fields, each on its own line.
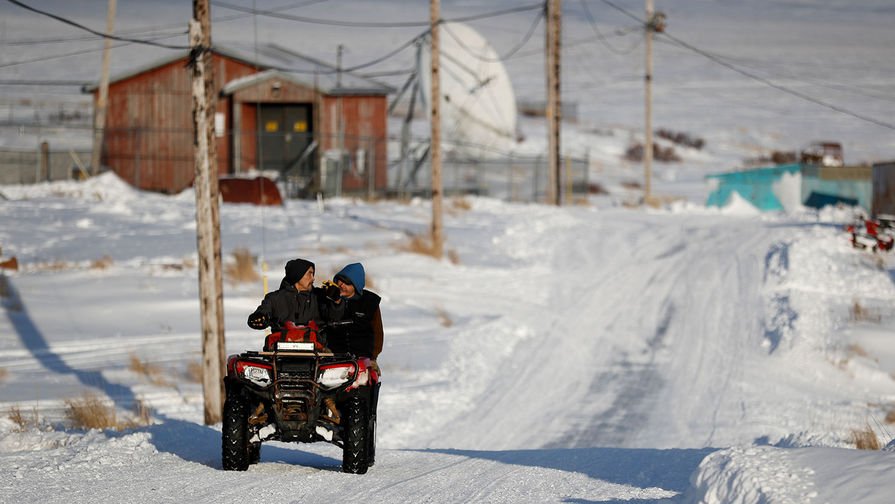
left=212, top=1, right=544, bottom=28
left=5, top=0, right=190, bottom=50
left=3, top=0, right=331, bottom=46
left=660, top=31, right=895, bottom=131
left=0, top=32, right=183, bottom=69
left=0, top=79, right=89, bottom=86
left=592, top=0, right=895, bottom=131
left=579, top=0, right=641, bottom=55
left=441, top=7, right=544, bottom=63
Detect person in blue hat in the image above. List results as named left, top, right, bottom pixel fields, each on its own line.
left=326, top=262, right=383, bottom=361
left=247, top=258, right=339, bottom=337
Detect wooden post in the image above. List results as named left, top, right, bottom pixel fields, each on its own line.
left=39, top=141, right=49, bottom=182
left=430, top=0, right=444, bottom=258
left=189, top=0, right=225, bottom=426
left=644, top=0, right=654, bottom=204
left=91, top=0, right=116, bottom=176
left=546, top=0, right=562, bottom=206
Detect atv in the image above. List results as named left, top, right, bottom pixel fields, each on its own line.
left=222, top=320, right=380, bottom=473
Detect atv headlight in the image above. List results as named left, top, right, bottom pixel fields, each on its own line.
left=318, top=363, right=356, bottom=389
left=236, top=361, right=272, bottom=387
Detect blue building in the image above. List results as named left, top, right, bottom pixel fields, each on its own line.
left=706, top=163, right=873, bottom=212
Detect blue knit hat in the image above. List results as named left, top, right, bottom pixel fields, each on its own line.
left=334, top=263, right=365, bottom=293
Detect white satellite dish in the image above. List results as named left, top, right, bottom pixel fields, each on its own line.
left=420, top=22, right=517, bottom=158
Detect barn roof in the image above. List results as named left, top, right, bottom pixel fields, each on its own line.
left=83, top=42, right=394, bottom=95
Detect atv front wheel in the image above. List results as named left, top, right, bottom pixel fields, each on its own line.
left=222, top=387, right=251, bottom=471
left=342, top=396, right=369, bottom=474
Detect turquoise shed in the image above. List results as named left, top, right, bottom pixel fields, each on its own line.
left=706, top=163, right=802, bottom=211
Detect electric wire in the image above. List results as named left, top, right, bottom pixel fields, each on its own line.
left=659, top=31, right=895, bottom=131
left=579, top=0, right=641, bottom=55
left=592, top=0, right=895, bottom=131
left=441, top=7, right=544, bottom=63
left=3, top=0, right=331, bottom=46
left=211, top=1, right=544, bottom=28
left=5, top=0, right=191, bottom=50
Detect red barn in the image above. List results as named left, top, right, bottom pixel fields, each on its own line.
left=85, top=44, right=393, bottom=196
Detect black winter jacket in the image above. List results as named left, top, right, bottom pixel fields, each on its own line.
left=327, top=289, right=382, bottom=358
left=248, top=279, right=341, bottom=338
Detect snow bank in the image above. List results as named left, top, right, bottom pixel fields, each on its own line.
left=684, top=446, right=817, bottom=504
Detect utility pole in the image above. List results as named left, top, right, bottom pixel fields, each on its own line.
left=643, top=0, right=654, bottom=204
left=336, top=44, right=344, bottom=197
left=430, top=0, right=444, bottom=258
left=545, top=0, right=561, bottom=206
left=91, top=0, right=116, bottom=176
left=190, top=0, right=225, bottom=426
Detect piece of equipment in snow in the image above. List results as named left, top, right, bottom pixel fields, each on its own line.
left=218, top=176, right=283, bottom=206
left=223, top=320, right=379, bottom=474
left=419, top=22, right=517, bottom=158
left=846, top=215, right=894, bottom=252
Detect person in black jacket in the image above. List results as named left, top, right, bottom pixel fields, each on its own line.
left=327, top=262, right=383, bottom=361
left=246, top=258, right=341, bottom=337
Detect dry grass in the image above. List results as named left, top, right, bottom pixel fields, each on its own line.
left=225, top=248, right=260, bottom=284
left=397, top=234, right=460, bottom=265
left=885, top=409, right=895, bottom=424
left=65, top=393, right=118, bottom=430
left=8, top=406, right=33, bottom=432
left=185, top=359, right=203, bottom=383
left=30, top=260, right=71, bottom=271
left=450, top=197, right=472, bottom=212
left=850, top=425, right=881, bottom=450
left=129, top=354, right=170, bottom=386
left=90, top=255, right=114, bottom=270
left=850, top=301, right=881, bottom=323
left=435, top=306, right=453, bottom=328
left=64, top=393, right=150, bottom=431
left=847, top=344, right=870, bottom=358
left=160, top=257, right=196, bottom=272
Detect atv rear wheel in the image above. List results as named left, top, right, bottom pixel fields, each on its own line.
left=367, top=415, right=376, bottom=467
left=341, top=396, right=369, bottom=474
left=222, top=387, right=251, bottom=471
left=249, top=442, right=261, bottom=465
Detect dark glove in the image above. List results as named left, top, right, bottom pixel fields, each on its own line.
left=247, top=311, right=269, bottom=330
left=323, top=280, right=341, bottom=302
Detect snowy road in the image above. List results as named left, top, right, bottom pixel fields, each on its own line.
left=3, top=180, right=895, bottom=502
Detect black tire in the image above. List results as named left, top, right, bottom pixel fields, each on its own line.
left=367, top=414, right=377, bottom=467
left=249, top=442, right=261, bottom=465
left=342, top=396, right=369, bottom=474
left=222, top=387, right=251, bottom=471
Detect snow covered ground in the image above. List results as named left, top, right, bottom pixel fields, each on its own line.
left=2, top=1, right=895, bottom=502
left=2, top=173, right=895, bottom=503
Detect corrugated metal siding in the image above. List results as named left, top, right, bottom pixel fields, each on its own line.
left=101, top=53, right=388, bottom=194
left=801, top=164, right=872, bottom=211
left=102, top=54, right=256, bottom=193
left=705, top=163, right=801, bottom=211
left=872, top=162, right=895, bottom=216
left=320, top=95, right=388, bottom=191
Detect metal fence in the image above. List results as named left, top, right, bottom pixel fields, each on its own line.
left=2, top=116, right=591, bottom=204
left=390, top=154, right=590, bottom=203
left=0, top=144, right=92, bottom=185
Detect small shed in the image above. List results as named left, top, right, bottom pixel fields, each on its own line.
left=800, top=164, right=872, bottom=211
left=84, top=44, right=393, bottom=195
left=872, top=161, right=895, bottom=216
left=706, top=163, right=802, bottom=211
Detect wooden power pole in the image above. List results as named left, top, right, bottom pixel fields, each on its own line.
left=91, top=0, right=116, bottom=176
left=430, top=0, right=444, bottom=258
left=643, top=0, right=654, bottom=204
left=546, top=0, right=561, bottom=206
left=190, top=0, right=225, bottom=425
